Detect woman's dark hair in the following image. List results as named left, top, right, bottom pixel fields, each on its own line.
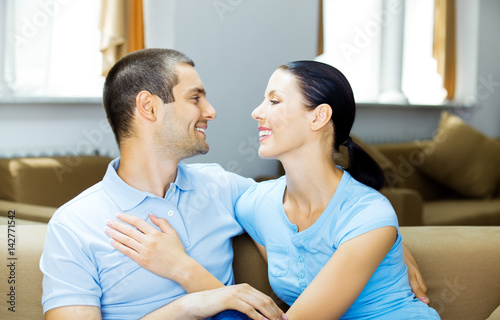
left=278, top=61, right=385, bottom=190
left=103, top=48, right=194, bottom=147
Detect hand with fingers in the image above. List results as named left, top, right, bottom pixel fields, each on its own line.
left=153, top=284, right=287, bottom=320
left=403, top=243, right=430, bottom=304
left=104, top=212, right=190, bottom=283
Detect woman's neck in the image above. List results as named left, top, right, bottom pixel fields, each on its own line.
left=280, top=150, right=343, bottom=231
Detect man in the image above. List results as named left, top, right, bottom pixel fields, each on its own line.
left=40, top=48, right=283, bottom=320
left=40, top=48, right=428, bottom=320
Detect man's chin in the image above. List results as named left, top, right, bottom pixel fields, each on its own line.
left=182, top=145, right=209, bottom=160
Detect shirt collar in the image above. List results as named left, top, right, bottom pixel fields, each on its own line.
left=102, top=158, right=194, bottom=211
left=175, top=162, right=194, bottom=191
left=102, top=158, right=148, bottom=211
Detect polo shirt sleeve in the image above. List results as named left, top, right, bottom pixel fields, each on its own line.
left=336, top=195, right=399, bottom=248
left=40, top=220, right=101, bottom=313
left=226, top=170, right=256, bottom=200
left=235, top=185, right=264, bottom=246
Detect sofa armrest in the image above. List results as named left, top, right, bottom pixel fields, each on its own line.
left=487, top=304, right=500, bottom=320
left=0, top=200, right=56, bottom=223
left=380, top=187, right=423, bottom=226
left=0, top=224, right=47, bottom=319
left=401, top=226, right=500, bottom=320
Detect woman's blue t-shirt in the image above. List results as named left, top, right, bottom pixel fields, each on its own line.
left=235, top=170, right=440, bottom=319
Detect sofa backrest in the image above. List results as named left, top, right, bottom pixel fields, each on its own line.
left=375, top=141, right=456, bottom=201
left=0, top=156, right=111, bottom=208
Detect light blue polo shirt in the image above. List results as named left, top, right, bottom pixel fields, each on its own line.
left=236, top=170, right=440, bottom=319
left=40, top=158, right=254, bottom=319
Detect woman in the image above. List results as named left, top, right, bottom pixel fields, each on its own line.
left=106, top=61, right=438, bottom=319
left=233, top=61, right=440, bottom=319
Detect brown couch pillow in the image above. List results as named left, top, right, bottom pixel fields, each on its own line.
left=418, top=111, right=500, bottom=199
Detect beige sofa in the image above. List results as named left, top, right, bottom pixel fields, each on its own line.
left=376, top=140, right=500, bottom=226
left=0, top=156, right=112, bottom=223
left=373, top=112, right=500, bottom=227
left=0, top=223, right=499, bottom=320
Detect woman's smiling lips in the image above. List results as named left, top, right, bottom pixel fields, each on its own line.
left=258, top=126, right=272, bottom=141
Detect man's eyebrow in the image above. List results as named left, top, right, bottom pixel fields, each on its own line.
left=185, top=87, right=206, bottom=96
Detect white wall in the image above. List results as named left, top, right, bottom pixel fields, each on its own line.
left=145, top=0, right=319, bottom=178
left=471, top=0, right=500, bottom=136
left=0, top=99, right=118, bottom=158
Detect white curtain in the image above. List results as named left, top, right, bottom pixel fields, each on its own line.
left=1, top=0, right=103, bottom=98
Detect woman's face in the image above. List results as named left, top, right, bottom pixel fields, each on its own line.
left=251, top=69, right=312, bottom=159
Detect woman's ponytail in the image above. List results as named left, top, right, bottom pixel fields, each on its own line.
left=344, top=138, right=385, bottom=190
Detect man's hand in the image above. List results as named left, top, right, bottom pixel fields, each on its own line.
left=105, top=212, right=188, bottom=282
left=142, top=284, right=285, bottom=320
left=403, top=243, right=430, bottom=304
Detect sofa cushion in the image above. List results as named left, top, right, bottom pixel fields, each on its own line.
left=418, top=111, right=500, bottom=199
left=423, top=199, right=500, bottom=226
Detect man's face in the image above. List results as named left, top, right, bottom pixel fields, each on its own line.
left=154, top=64, right=216, bottom=160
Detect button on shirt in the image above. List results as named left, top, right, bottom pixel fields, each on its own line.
left=40, top=158, right=254, bottom=320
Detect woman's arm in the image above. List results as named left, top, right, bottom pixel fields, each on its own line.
left=285, top=226, right=397, bottom=320
left=105, top=213, right=284, bottom=319
left=105, top=212, right=224, bottom=293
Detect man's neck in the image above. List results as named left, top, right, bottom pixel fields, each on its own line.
left=117, top=144, right=180, bottom=198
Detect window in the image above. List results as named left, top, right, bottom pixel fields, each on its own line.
left=317, top=0, right=465, bottom=105
left=1, top=0, right=103, bottom=98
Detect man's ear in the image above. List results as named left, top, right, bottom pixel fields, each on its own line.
left=311, top=103, right=333, bottom=131
left=135, top=91, right=159, bottom=121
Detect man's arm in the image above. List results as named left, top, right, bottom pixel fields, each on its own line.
left=45, top=306, right=101, bottom=320
left=141, top=285, right=283, bottom=320
left=403, top=243, right=430, bottom=304
left=45, top=285, right=281, bottom=320
left=105, top=213, right=284, bottom=319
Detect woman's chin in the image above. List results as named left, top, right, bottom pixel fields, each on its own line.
left=258, top=149, right=276, bottom=160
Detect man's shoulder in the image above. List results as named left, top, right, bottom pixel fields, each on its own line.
left=51, top=182, right=110, bottom=222
left=181, top=162, right=227, bottom=174
left=239, top=176, right=284, bottom=203
left=180, top=162, right=249, bottom=184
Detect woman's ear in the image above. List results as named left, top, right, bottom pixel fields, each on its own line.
left=135, top=91, right=158, bottom=121
left=311, top=103, right=333, bottom=131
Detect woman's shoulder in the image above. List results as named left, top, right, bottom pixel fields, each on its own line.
left=338, top=172, right=396, bottom=223
left=343, top=172, right=390, bottom=205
